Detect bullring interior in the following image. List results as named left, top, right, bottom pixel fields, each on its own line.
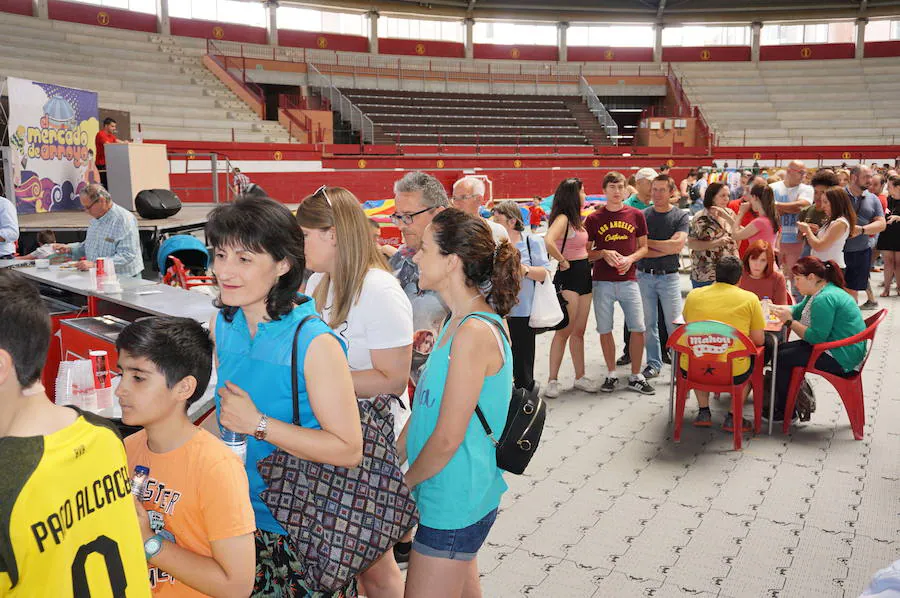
left=1, top=0, right=900, bottom=595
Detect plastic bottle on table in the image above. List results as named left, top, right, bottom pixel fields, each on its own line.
left=761, top=296, right=772, bottom=321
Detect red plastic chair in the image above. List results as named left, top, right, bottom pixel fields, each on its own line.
left=163, top=256, right=215, bottom=290
left=667, top=320, right=766, bottom=450
left=782, top=309, right=886, bottom=440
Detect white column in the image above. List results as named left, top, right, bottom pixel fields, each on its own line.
left=558, top=21, right=569, bottom=63
left=751, top=21, right=762, bottom=62
left=368, top=9, right=379, bottom=54
left=156, top=0, right=170, bottom=36
left=465, top=17, right=474, bottom=59
left=855, top=17, right=867, bottom=59
left=653, top=22, right=664, bottom=63
left=34, top=0, right=48, bottom=19
left=266, top=1, right=278, bottom=46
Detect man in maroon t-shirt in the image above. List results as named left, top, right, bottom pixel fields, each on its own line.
left=94, top=117, right=121, bottom=189
left=585, top=171, right=653, bottom=395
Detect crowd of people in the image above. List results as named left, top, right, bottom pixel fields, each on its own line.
left=0, top=162, right=892, bottom=597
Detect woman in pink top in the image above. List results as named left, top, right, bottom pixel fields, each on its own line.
left=543, top=178, right=597, bottom=398
left=718, top=183, right=780, bottom=257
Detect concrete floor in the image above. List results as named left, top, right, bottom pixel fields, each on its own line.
left=477, top=272, right=899, bottom=598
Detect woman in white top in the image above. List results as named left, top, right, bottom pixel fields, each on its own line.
left=798, top=186, right=857, bottom=269
left=297, top=186, right=413, bottom=598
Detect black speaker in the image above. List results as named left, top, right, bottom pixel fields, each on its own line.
left=135, top=189, right=182, bottom=219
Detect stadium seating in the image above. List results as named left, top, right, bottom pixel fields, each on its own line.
left=0, top=12, right=290, bottom=143
left=675, top=58, right=900, bottom=147
left=341, top=89, right=611, bottom=146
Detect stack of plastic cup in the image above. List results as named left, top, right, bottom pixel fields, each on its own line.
left=55, top=362, right=75, bottom=406
left=71, top=360, right=98, bottom=411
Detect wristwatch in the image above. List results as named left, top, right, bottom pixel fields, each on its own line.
left=254, top=414, right=269, bottom=441
left=144, top=534, right=163, bottom=560
left=784, top=319, right=793, bottom=329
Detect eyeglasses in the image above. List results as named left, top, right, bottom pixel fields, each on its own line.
left=390, top=206, right=435, bottom=226
left=313, top=185, right=332, bottom=207
left=451, top=193, right=476, bottom=203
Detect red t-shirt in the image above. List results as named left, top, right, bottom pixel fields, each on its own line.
left=584, top=205, right=647, bottom=282
left=728, top=200, right=757, bottom=256
left=529, top=206, right=545, bottom=226
left=95, top=130, right=118, bottom=166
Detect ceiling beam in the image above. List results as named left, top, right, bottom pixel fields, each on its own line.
left=656, top=0, right=666, bottom=19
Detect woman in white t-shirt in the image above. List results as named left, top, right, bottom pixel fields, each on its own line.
left=798, top=186, right=856, bottom=269
left=297, top=186, right=413, bottom=598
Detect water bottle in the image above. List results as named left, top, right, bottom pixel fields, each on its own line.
left=220, top=424, right=247, bottom=464
left=131, top=466, right=150, bottom=499
left=761, top=296, right=772, bottom=321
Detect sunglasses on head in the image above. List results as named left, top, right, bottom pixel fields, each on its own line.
left=313, top=185, right=332, bottom=207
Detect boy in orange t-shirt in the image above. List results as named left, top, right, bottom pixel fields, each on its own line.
left=117, top=317, right=256, bottom=597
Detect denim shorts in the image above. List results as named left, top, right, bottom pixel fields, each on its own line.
left=412, top=509, right=498, bottom=561
left=592, top=280, right=646, bottom=335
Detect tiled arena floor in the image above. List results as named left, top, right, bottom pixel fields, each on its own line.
left=477, top=273, right=899, bottom=597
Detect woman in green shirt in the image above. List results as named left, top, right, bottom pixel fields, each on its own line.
left=771, top=256, right=866, bottom=421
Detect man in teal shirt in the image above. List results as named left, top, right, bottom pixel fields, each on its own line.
left=624, top=167, right=658, bottom=210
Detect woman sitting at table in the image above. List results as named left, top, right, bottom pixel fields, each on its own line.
left=797, top=186, right=856, bottom=269
left=716, top=184, right=780, bottom=255
left=770, top=257, right=866, bottom=422
left=739, top=240, right=789, bottom=305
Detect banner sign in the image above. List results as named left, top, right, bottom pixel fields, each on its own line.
left=7, top=77, right=99, bottom=213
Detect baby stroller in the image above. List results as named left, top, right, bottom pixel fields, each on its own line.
left=158, top=235, right=214, bottom=291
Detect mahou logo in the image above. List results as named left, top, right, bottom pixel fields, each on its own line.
left=687, top=334, right=733, bottom=357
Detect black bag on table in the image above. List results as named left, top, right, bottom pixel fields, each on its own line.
left=135, top=189, right=182, bottom=219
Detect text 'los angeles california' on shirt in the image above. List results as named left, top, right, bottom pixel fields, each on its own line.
left=584, top=205, right=648, bottom=282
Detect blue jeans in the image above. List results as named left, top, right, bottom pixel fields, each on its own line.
left=691, top=279, right=713, bottom=289
left=592, top=280, right=645, bottom=335
left=637, top=271, right=683, bottom=370
left=413, top=509, right=498, bottom=561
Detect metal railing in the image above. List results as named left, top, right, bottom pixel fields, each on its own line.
left=168, top=152, right=232, bottom=203
left=206, top=39, right=265, bottom=106
left=666, top=63, right=716, bottom=152
left=579, top=76, right=619, bottom=144
left=307, top=63, right=375, bottom=144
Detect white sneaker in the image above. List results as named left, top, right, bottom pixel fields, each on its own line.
left=544, top=380, right=561, bottom=399
left=573, top=377, right=600, bottom=393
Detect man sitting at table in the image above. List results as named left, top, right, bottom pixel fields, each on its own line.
left=682, top=255, right=766, bottom=432
left=53, top=184, right=144, bottom=278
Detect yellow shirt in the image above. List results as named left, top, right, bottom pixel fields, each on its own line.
left=0, top=410, right=151, bottom=598
left=682, top=282, right=765, bottom=375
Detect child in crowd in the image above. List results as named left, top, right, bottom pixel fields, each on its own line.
left=117, top=317, right=256, bottom=597
left=0, top=269, right=151, bottom=596
left=20, top=229, right=58, bottom=260
left=528, top=197, right=546, bottom=232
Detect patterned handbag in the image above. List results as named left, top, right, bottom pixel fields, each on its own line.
left=257, top=316, right=419, bottom=592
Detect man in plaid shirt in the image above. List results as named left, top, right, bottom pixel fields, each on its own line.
left=53, top=184, right=144, bottom=277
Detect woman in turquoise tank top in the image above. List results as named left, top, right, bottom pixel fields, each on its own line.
left=205, top=196, right=363, bottom=598
left=399, top=208, right=521, bottom=598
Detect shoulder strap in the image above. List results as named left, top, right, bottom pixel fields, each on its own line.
left=291, top=315, right=322, bottom=427
left=525, top=235, right=533, bottom=263
left=455, top=313, right=510, bottom=441
left=560, top=226, right=568, bottom=254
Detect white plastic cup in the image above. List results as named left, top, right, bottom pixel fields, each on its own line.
left=36, top=258, right=50, bottom=269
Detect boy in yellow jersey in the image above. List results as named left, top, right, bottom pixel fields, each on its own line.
left=0, top=269, right=150, bottom=597
left=116, top=317, right=255, bottom=597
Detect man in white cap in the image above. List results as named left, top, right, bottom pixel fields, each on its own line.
left=625, top=167, right=658, bottom=211
left=617, top=167, right=657, bottom=367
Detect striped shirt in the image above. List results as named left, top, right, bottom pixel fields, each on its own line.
left=68, top=203, right=143, bottom=277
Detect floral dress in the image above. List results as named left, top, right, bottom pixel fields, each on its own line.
left=689, top=210, right=738, bottom=283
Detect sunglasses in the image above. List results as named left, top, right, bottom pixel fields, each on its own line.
left=314, top=185, right=332, bottom=207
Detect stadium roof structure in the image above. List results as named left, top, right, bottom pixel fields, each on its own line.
left=283, top=0, right=900, bottom=24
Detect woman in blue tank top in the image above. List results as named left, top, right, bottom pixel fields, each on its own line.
left=206, top=196, right=363, bottom=598
left=400, top=208, right=521, bottom=598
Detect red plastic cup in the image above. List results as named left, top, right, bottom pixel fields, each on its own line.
left=90, top=350, right=111, bottom=389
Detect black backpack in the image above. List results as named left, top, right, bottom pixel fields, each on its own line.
left=448, top=313, right=546, bottom=475
left=135, top=189, right=182, bottom=219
